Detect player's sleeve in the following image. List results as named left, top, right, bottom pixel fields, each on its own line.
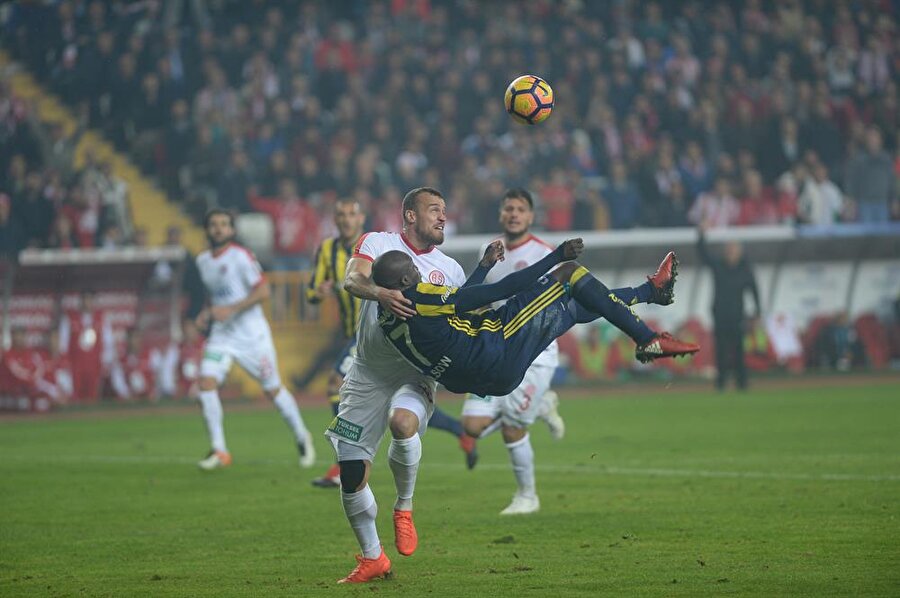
left=306, top=241, right=330, bottom=303
left=409, top=283, right=459, bottom=316
left=238, top=250, right=265, bottom=289
left=351, top=232, right=381, bottom=262
left=462, top=263, right=491, bottom=288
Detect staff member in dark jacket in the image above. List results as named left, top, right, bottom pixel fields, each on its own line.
left=697, top=225, right=761, bottom=390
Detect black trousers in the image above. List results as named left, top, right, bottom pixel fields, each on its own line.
left=713, top=320, right=747, bottom=390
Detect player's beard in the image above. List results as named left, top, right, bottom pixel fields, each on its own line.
left=415, top=223, right=444, bottom=246
left=207, top=232, right=234, bottom=249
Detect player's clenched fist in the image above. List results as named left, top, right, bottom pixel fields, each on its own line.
left=480, top=239, right=505, bottom=268
left=559, top=238, right=584, bottom=260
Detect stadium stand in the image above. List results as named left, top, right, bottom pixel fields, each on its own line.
left=2, top=0, right=896, bottom=244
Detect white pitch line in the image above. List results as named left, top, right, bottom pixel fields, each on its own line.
left=4, top=454, right=900, bottom=482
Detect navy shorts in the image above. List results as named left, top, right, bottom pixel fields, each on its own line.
left=477, top=276, right=576, bottom=396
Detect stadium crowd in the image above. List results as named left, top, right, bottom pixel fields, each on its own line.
left=2, top=0, right=898, bottom=259
left=1, top=82, right=136, bottom=255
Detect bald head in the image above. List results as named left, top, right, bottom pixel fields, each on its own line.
left=372, top=251, right=419, bottom=291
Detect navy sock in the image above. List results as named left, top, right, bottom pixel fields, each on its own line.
left=427, top=407, right=464, bottom=437
left=570, top=271, right=656, bottom=345
left=609, top=282, right=654, bottom=306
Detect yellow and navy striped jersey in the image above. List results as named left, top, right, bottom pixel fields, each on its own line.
left=377, top=278, right=572, bottom=396
left=308, top=237, right=361, bottom=339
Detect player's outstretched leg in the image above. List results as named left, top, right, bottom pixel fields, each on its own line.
left=500, top=430, right=540, bottom=515
left=338, top=458, right=392, bottom=583
left=571, top=252, right=678, bottom=319
left=197, top=384, right=232, bottom=470
left=267, top=386, right=316, bottom=468
left=559, top=263, right=699, bottom=362
left=428, top=407, right=478, bottom=470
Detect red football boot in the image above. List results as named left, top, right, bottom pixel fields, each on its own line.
left=647, top=251, right=678, bottom=305
left=636, top=332, right=700, bottom=363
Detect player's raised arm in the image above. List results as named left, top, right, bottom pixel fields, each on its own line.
left=345, top=256, right=417, bottom=319
left=453, top=239, right=583, bottom=313
left=462, top=240, right=505, bottom=288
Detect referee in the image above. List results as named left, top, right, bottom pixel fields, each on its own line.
left=697, top=224, right=761, bottom=391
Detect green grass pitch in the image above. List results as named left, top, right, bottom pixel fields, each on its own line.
left=1, top=382, right=898, bottom=597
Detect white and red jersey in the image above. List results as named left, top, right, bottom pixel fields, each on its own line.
left=111, top=347, right=163, bottom=400
left=482, top=234, right=559, bottom=369
left=196, top=243, right=271, bottom=342
left=0, top=347, right=44, bottom=395
left=352, top=232, right=466, bottom=370
left=36, top=351, right=74, bottom=403
left=58, top=309, right=115, bottom=367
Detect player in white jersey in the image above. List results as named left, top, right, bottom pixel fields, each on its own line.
left=327, top=187, right=504, bottom=583
left=461, top=188, right=564, bottom=515
left=193, top=209, right=315, bottom=471
left=462, top=188, right=678, bottom=515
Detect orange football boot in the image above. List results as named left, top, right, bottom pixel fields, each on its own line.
left=337, top=548, right=392, bottom=583
left=393, top=510, right=418, bottom=556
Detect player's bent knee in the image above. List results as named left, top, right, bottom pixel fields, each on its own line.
left=339, top=460, right=369, bottom=492
left=389, top=408, right=419, bottom=439
left=552, top=261, right=580, bottom=283
left=501, top=425, right=527, bottom=444
left=462, top=416, right=491, bottom=438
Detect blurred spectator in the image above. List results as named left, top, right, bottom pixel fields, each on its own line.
left=47, top=213, right=80, bottom=250
left=538, top=169, right=575, bottom=232
left=844, top=127, right=896, bottom=223
left=798, top=163, right=845, bottom=225
left=689, top=177, right=740, bottom=228
left=110, top=328, right=163, bottom=401
left=249, top=178, right=320, bottom=270
left=737, top=170, right=780, bottom=225
left=36, top=329, right=74, bottom=405
left=0, top=329, right=44, bottom=399
left=217, top=150, right=254, bottom=214
left=13, top=171, right=54, bottom=247
left=601, top=160, right=641, bottom=230
left=815, top=312, right=864, bottom=371
left=0, top=193, right=26, bottom=258
left=58, top=293, right=115, bottom=402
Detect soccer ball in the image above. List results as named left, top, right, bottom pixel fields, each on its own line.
left=504, top=75, right=554, bottom=125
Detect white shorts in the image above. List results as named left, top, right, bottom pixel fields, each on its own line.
left=200, top=331, right=281, bottom=391
left=462, top=363, right=554, bottom=428
left=325, top=360, right=436, bottom=462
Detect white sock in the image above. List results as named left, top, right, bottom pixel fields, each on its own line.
left=388, top=435, right=422, bottom=511
left=272, top=386, right=309, bottom=443
left=198, top=389, right=227, bottom=453
left=341, top=485, right=381, bottom=559
left=506, top=433, right=536, bottom=499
